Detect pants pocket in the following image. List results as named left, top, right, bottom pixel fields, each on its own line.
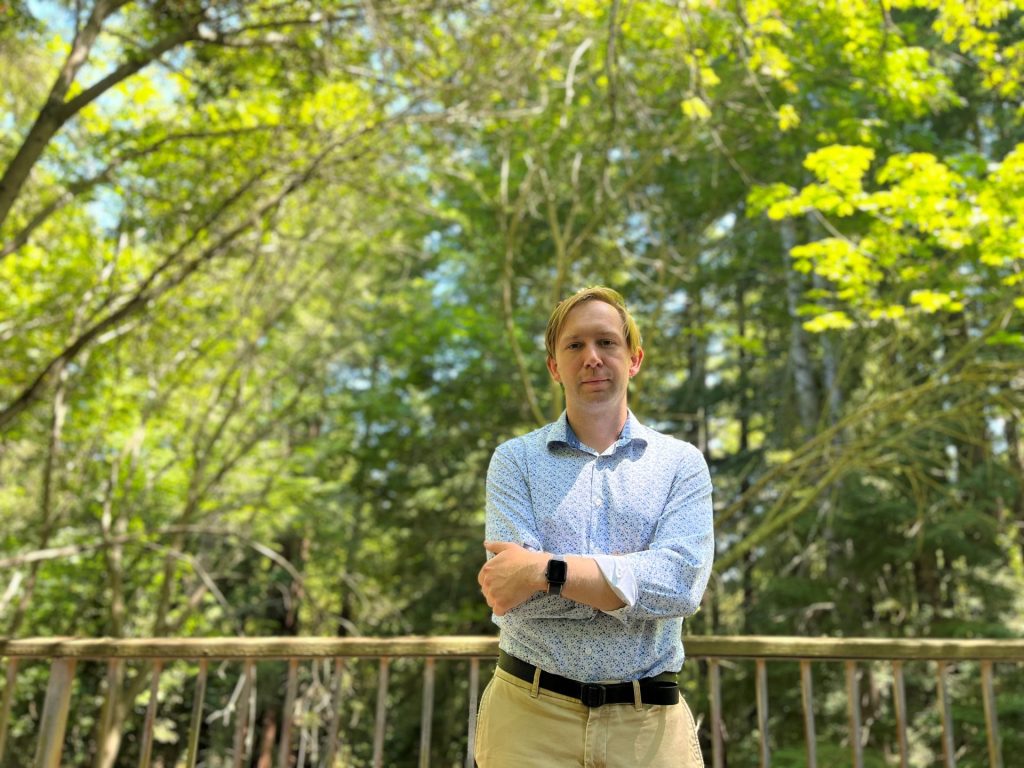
left=679, top=696, right=704, bottom=768
left=473, top=677, right=495, bottom=763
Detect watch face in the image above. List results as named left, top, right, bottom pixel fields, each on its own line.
left=546, top=559, right=568, bottom=584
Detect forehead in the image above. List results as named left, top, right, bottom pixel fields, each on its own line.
left=557, top=300, right=624, bottom=338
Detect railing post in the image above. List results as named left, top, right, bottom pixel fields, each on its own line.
left=709, top=660, right=723, bottom=768
left=95, top=659, right=124, bottom=768
left=323, top=657, right=346, bottom=768
left=33, top=658, right=76, bottom=768
left=0, top=658, right=18, bottom=762
left=892, top=661, right=909, bottom=768
left=373, top=658, right=390, bottom=768
left=185, top=659, right=208, bottom=768
left=755, top=659, right=769, bottom=768
left=466, top=657, right=480, bottom=768
left=232, top=660, right=254, bottom=768
left=936, top=662, right=956, bottom=768
left=419, top=657, right=436, bottom=768
left=980, top=660, right=1003, bottom=768
left=799, top=660, right=817, bottom=768
left=138, top=660, right=164, bottom=768
left=845, top=661, right=863, bottom=768
left=277, top=658, right=299, bottom=768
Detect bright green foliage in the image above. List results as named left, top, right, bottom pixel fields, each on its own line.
left=757, top=140, right=1023, bottom=327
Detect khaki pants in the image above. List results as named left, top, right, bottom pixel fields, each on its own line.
left=474, top=668, right=704, bottom=768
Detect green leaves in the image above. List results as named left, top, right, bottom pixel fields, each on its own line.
left=881, top=46, right=963, bottom=118
left=681, top=96, right=712, bottom=122
left=909, top=289, right=963, bottom=313
left=749, top=138, right=1023, bottom=329
left=801, top=309, right=855, bottom=332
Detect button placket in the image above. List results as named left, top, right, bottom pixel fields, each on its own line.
left=588, top=458, right=599, bottom=547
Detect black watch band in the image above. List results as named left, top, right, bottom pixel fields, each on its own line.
left=545, top=558, right=567, bottom=596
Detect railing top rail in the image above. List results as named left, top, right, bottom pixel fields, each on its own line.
left=687, top=636, right=1024, bottom=661
left=0, top=636, right=496, bottom=660
left=0, top=635, right=1022, bottom=661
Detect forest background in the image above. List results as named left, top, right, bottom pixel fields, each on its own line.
left=1, top=0, right=1023, bottom=765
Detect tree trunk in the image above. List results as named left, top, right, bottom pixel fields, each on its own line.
left=93, top=669, right=152, bottom=768
left=92, top=660, right=124, bottom=768
left=5, top=359, right=68, bottom=635
left=1007, top=416, right=1024, bottom=567
left=812, top=271, right=842, bottom=427
left=682, top=289, right=707, bottom=451
left=780, top=219, right=819, bottom=434
left=255, top=710, right=279, bottom=768
left=255, top=530, right=304, bottom=765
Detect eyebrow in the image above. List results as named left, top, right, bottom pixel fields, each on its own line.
left=562, top=328, right=622, bottom=339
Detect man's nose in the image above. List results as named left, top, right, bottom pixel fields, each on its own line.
left=583, top=344, right=602, bottom=366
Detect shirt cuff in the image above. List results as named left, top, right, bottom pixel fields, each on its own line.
left=592, top=555, right=637, bottom=620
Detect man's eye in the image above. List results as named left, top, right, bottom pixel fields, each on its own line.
left=600, top=339, right=616, bottom=346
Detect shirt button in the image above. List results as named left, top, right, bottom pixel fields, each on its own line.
left=593, top=497, right=601, bottom=507
left=585, top=647, right=592, bottom=655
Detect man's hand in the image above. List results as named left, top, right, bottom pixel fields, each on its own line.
left=478, top=541, right=548, bottom=616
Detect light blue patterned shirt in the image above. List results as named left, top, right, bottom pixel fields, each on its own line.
left=485, top=410, right=714, bottom=683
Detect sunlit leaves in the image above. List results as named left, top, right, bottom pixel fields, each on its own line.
left=298, top=80, right=369, bottom=131
left=564, top=0, right=607, bottom=20
left=777, top=104, right=799, bottom=132
left=868, top=304, right=907, bottom=321
left=760, top=146, right=876, bottom=218
left=744, top=0, right=795, bottom=82
left=746, top=182, right=795, bottom=216
left=881, top=47, right=963, bottom=118
left=681, top=95, right=712, bottom=121
left=910, top=289, right=963, bottom=313
left=751, top=132, right=1023, bottom=328
left=802, top=309, right=855, bottom=332
left=789, top=238, right=881, bottom=300
left=892, top=0, right=1024, bottom=100
left=805, top=145, right=875, bottom=195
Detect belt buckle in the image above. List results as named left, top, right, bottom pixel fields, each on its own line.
left=580, top=683, right=607, bottom=708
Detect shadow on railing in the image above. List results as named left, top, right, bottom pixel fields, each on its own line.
left=1, top=635, right=1021, bottom=767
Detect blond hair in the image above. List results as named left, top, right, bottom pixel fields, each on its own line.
left=544, top=286, right=642, bottom=358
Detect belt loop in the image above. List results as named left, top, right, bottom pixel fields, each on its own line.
left=632, top=679, right=643, bottom=711
left=530, top=666, right=541, bottom=698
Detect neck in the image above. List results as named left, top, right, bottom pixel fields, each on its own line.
left=565, top=402, right=628, bottom=453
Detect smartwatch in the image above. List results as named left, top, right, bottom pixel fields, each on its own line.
left=545, top=558, right=568, bottom=596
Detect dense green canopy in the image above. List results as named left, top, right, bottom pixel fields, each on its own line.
left=1, top=0, right=1022, bottom=763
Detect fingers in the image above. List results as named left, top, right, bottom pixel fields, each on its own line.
left=483, top=540, right=517, bottom=554
left=478, top=563, right=507, bottom=614
left=479, top=541, right=528, bottom=616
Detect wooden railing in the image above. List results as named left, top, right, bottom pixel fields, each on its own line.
left=1, top=635, right=1022, bottom=767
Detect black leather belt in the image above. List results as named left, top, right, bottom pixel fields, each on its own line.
left=497, top=650, right=680, bottom=708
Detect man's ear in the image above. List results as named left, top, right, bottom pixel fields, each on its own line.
left=628, top=347, right=644, bottom=377
left=546, top=356, right=561, bottom=383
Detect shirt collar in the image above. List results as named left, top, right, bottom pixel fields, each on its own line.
left=547, top=410, right=649, bottom=454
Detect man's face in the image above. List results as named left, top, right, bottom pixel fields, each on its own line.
left=546, top=300, right=643, bottom=411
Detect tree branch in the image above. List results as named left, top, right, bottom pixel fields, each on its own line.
left=0, top=125, right=368, bottom=432
left=0, top=0, right=189, bottom=228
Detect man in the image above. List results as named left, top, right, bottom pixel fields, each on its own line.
left=476, top=286, right=713, bottom=768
